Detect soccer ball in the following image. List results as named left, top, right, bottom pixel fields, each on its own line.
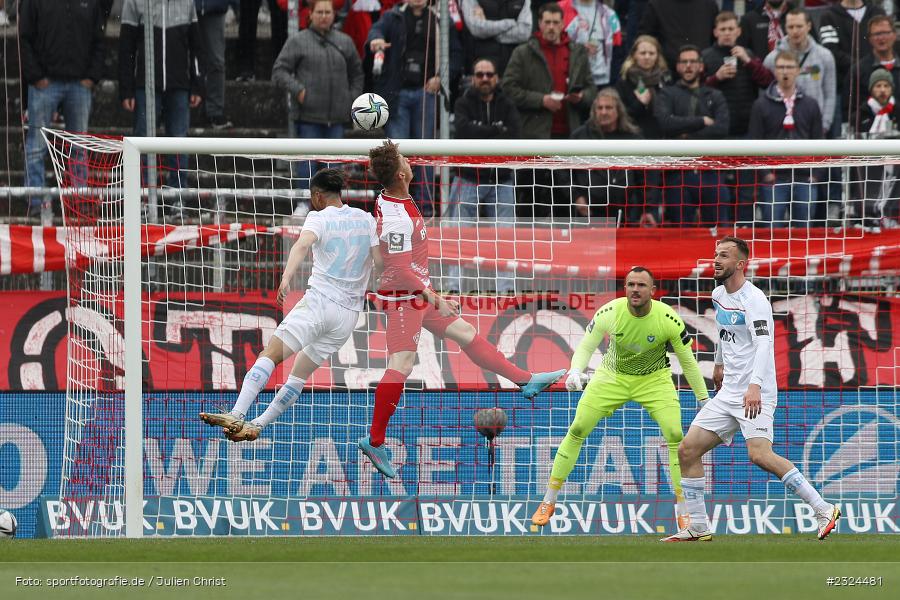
left=0, top=509, right=17, bottom=539
left=351, top=93, right=389, bottom=130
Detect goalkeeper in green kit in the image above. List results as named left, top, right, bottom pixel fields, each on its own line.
left=532, top=267, right=710, bottom=531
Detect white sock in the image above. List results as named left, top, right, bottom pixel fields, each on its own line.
left=231, top=356, right=275, bottom=418
left=681, top=476, right=709, bottom=531
left=252, top=375, right=305, bottom=427
left=781, top=468, right=830, bottom=513
left=542, top=478, right=562, bottom=504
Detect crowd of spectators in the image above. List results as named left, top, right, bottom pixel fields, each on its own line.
left=6, top=0, right=900, bottom=228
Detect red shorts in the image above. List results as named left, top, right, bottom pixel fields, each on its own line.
left=379, top=296, right=458, bottom=354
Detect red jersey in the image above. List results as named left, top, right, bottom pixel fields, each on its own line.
left=375, top=192, right=431, bottom=299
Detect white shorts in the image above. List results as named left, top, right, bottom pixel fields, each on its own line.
left=691, top=389, right=776, bottom=445
left=273, top=289, right=359, bottom=365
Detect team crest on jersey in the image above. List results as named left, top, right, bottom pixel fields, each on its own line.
left=646, top=335, right=655, bottom=343
left=730, top=312, right=739, bottom=324
left=388, top=233, right=405, bottom=253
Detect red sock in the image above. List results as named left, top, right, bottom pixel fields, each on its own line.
left=463, top=335, right=530, bottom=385
left=369, top=369, right=407, bottom=447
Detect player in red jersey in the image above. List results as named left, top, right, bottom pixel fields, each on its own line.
left=358, top=141, right=566, bottom=478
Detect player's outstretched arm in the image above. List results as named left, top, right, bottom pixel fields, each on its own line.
left=277, top=230, right=318, bottom=304
left=570, top=308, right=608, bottom=376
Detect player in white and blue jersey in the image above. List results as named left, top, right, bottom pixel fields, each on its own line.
left=200, top=168, right=382, bottom=441
left=662, top=236, right=840, bottom=542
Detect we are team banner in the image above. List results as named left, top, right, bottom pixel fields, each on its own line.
left=0, top=291, right=897, bottom=391
left=3, top=391, right=898, bottom=538
left=1, top=224, right=899, bottom=278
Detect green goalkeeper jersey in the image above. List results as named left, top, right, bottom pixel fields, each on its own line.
left=571, top=297, right=709, bottom=401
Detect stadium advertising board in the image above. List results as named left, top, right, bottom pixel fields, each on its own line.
left=1, top=392, right=896, bottom=538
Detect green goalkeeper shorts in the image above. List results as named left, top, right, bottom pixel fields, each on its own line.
left=580, top=368, right=680, bottom=417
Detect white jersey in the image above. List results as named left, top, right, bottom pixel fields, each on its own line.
left=712, top=280, right=777, bottom=401
left=301, top=205, right=378, bottom=311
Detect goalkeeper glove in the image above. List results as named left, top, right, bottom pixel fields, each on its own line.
left=565, top=370, right=590, bottom=392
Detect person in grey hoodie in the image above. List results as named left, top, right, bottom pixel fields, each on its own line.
left=763, top=8, right=835, bottom=132
left=272, top=0, right=363, bottom=186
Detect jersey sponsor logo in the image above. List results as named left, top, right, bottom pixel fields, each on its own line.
left=753, top=320, right=770, bottom=336
left=388, top=233, right=405, bottom=253
left=586, top=320, right=594, bottom=333
left=715, top=307, right=746, bottom=326
left=680, top=328, right=690, bottom=345
left=720, top=329, right=736, bottom=343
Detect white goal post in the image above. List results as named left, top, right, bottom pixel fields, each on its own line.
left=104, top=136, right=900, bottom=538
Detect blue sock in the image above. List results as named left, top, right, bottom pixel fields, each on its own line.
left=253, top=375, right=305, bottom=427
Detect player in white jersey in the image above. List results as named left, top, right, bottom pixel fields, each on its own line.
left=662, top=236, right=840, bottom=542
left=200, top=169, right=382, bottom=441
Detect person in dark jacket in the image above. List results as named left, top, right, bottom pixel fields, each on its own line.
left=569, top=88, right=655, bottom=225
left=367, top=0, right=462, bottom=140
left=195, top=0, right=232, bottom=128
left=503, top=2, right=596, bottom=218
left=445, top=57, right=521, bottom=293
left=703, top=11, right=773, bottom=138
left=20, top=0, right=106, bottom=215
left=119, top=0, right=204, bottom=190
left=637, top=0, right=718, bottom=69
left=703, top=11, right=773, bottom=224
left=748, top=50, right=823, bottom=228
left=614, top=34, right=669, bottom=139
left=460, top=0, right=531, bottom=77
left=503, top=1, right=596, bottom=139
left=852, top=68, right=900, bottom=230
left=272, top=0, right=362, bottom=189
left=655, top=45, right=731, bottom=226
left=817, top=0, right=885, bottom=128
left=738, top=0, right=796, bottom=61
left=367, top=0, right=462, bottom=214
left=849, top=15, right=900, bottom=136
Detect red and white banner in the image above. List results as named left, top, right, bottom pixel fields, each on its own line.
left=0, top=224, right=268, bottom=275
left=1, top=225, right=899, bottom=279
left=0, top=291, right=896, bottom=392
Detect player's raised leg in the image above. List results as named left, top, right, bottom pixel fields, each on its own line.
left=746, top=438, right=839, bottom=540
left=200, top=335, right=291, bottom=433
left=660, top=424, right=722, bottom=541
left=227, top=349, right=320, bottom=442
left=442, top=318, right=566, bottom=399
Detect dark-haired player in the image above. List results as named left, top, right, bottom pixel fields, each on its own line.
left=200, top=168, right=382, bottom=441
left=358, top=141, right=566, bottom=478
left=663, top=237, right=839, bottom=541
left=532, top=267, right=709, bottom=532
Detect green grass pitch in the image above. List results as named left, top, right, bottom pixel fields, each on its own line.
left=1, top=535, right=897, bottom=600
